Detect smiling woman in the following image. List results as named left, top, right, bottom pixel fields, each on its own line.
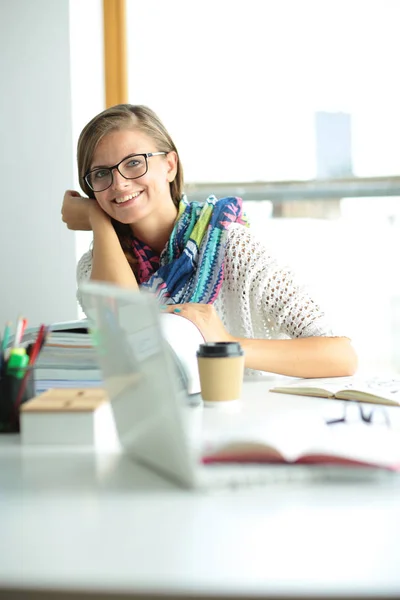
left=61, top=103, right=358, bottom=379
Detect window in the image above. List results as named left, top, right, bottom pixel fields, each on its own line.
left=126, top=0, right=400, bottom=183
left=123, top=1, right=400, bottom=374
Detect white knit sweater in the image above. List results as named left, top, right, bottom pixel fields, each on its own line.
left=77, top=223, right=339, bottom=345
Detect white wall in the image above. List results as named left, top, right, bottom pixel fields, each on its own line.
left=69, top=0, right=103, bottom=296
left=0, top=0, right=103, bottom=329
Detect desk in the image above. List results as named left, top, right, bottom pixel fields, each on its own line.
left=1, top=377, right=400, bottom=600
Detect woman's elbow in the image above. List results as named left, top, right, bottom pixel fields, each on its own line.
left=334, top=338, right=358, bottom=376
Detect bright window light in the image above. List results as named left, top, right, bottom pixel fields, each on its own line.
left=126, top=0, right=400, bottom=182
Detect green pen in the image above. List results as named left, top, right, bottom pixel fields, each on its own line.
left=7, top=348, right=29, bottom=379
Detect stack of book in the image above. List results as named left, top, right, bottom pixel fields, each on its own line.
left=22, top=320, right=102, bottom=394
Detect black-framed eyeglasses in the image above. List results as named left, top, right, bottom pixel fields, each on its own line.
left=84, top=152, right=167, bottom=192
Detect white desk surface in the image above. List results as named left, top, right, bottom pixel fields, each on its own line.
left=1, top=377, right=400, bottom=599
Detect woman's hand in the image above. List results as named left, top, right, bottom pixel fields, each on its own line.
left=164, top=303, right=234, bottom=343
left=61, top=190, right=93, bottom=231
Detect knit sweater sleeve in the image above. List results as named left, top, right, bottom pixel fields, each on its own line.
left=220, top=223, right=342, bottom=339
left=76, top=248, right=93, bottom=316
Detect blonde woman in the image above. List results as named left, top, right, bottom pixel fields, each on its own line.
left=62, top=104, right=357, bottom=378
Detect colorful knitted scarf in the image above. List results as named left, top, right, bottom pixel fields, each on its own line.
left=130, top=195, right=249, bottom=304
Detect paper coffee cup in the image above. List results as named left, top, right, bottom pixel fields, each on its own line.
left=196, top=342, right=244, bottom=406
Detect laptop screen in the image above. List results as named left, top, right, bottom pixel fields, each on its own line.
left=79, top=281, right=197, bottom=486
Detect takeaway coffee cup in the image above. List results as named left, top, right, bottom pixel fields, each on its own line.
left=196, top=342, right=244, bottom=406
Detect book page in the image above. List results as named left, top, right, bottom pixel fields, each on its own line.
left=336, top=377, right=400, bottom=406
left=202, top=405, right=327, bottom=463
left=297, top=413, right=400, bottom=470
left=202, top=394, right=400, bottom=469
left=271, top=376, right=356, bottom=398
left=160, top=313, right=203, bottom=395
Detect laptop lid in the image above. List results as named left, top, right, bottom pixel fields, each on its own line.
left=79, top=281, right=197, bottom=488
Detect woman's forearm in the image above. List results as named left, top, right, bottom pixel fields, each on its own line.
left=236, top=336, right=358, bottom=378
left=90, top=217, right=138, bottom=289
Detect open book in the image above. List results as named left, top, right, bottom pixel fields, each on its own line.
left=202, top=405, right=400, bottom=471
left=159, top=313, right=203, bottom=395
left=269, top=376, right=400, bottom=407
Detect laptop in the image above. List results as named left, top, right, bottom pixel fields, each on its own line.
left=79, top=281, right=385, bottom=489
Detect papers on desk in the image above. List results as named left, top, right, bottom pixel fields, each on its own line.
left=22, top=320, right=103, bottom=394
left=35, top=379, right=101, bottom=393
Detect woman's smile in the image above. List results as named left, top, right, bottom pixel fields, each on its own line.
left=112, top=190, right=144, bottom=206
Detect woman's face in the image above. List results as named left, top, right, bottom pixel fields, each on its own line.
left=90, top=128, right=177, bottom=225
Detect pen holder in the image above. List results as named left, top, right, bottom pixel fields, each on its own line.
left=0, top=367, right=35, bottom=433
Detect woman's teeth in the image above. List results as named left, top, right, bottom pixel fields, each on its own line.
left=114, top=191, right=142, bottom=204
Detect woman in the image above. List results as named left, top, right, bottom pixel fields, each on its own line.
left=62, top=104, right=357, bottom=378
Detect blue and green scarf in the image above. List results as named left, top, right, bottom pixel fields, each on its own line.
left=130, top=195, right=248, bottom=304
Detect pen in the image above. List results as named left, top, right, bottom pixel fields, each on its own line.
left=14, top=316, right=27, bottom=347
left=1, top=322, right=11, bottom=356
left=28, top=324, right=46, bottom=366
left=12, top=323, right=48, bottom=421
left=0, top=322, right=11, bottom=371
left=14, top=316, right=23, bottom=347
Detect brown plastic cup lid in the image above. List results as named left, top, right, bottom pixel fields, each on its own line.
left=197, top=342, right=243, bottom=358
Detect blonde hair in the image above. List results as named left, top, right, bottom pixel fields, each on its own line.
left=77, top=104, right=184, bottom=269
left=77, top=104, right=184, bottom=205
